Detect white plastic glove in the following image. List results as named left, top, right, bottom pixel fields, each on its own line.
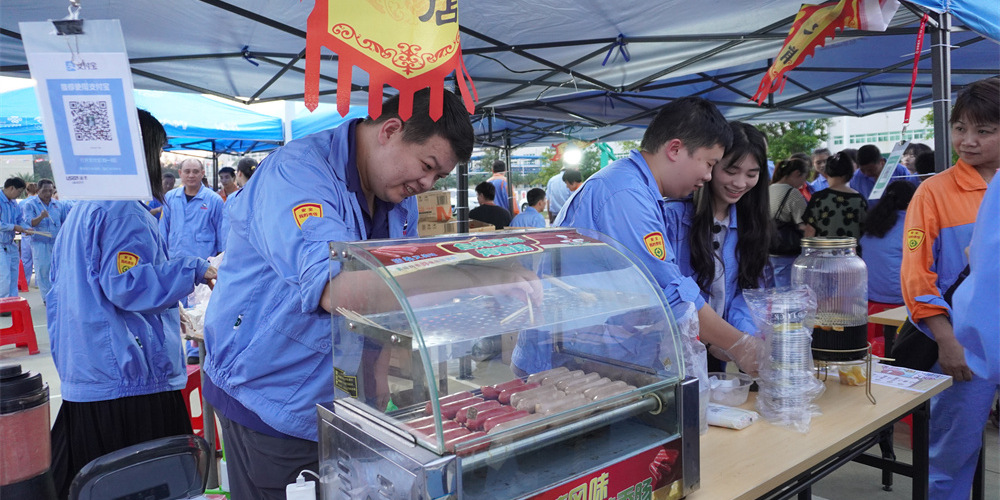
left=711, top=333, right=764, bottom=378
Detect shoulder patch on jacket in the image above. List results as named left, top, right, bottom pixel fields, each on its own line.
left=644, top=231, right=666, bottom=260
left=292, top=203, right=323, bottom=228
left=117, top=251, right=139, bottom=274
left=906, top=228, right=925, bottom=251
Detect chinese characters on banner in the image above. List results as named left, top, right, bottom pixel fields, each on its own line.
left=304, top=0, right=477, bottom=120
left=752, top=0, right=900, bottom=105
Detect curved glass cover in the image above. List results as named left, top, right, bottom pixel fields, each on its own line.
left=330, top=228, right=683, bottom=455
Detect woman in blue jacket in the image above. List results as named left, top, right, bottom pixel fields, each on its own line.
left=859, top=180, right=916, bottom=344
left=664, top=122, right=772, bottom=370
left=47, top=109, right=217, bottom=497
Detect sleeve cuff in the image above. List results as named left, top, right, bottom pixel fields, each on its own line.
left=300, top=260, right=340, bottom=314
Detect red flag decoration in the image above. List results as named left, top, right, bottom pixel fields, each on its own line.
left=752, top=0, right=899, bottom=105
left=305, top=0, right=477, bottom=120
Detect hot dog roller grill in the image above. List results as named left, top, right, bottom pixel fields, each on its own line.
left=319, top=229, right=700, bottom=499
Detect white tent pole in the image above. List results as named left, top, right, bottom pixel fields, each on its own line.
left=930, top=11, right=952, bottom=172
left=283, top=100, right=295, bottom=144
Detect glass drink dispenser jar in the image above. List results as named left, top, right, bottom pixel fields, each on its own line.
left=791, top=237, right=868, bottom=361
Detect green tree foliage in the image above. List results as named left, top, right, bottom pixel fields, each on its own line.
left=755, top=119, right=831, bottom=163
left=31, top=154, right=51, bottom=181
left=531, top=144, right=602, bottom=185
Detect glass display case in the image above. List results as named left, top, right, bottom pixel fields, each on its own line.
left=318, top=228, right=700, bottom=500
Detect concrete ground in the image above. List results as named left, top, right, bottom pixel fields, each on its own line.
left=2, top=285, right=997, bottom=499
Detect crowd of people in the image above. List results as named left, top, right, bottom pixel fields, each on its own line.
left=2, top=75, right=995, bottom=499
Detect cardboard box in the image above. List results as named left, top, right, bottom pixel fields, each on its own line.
left=416, top=190, right=452, bottom=222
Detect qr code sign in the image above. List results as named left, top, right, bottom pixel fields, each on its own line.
left=68, top=99, right=112, bottom=141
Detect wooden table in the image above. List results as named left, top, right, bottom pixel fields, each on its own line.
left=869, top=305, right=908, bottom=356
left=692, top=365, right=950, bottom=500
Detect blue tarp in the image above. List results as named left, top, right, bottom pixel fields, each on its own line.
left=0, top=87, right=284, bottom=155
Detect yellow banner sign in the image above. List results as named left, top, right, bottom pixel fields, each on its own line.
left=305, top=0, right=476, bottom=120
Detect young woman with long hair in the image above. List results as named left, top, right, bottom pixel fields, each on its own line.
left=664, top=121, right=772, bottom=369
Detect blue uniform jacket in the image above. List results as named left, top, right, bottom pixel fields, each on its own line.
left=509, top=206, right=546, bottom=228
left=956, top=174, right=1000, bottom=382
left=557, top=150, right=706, bottom=318
left=489, top=177, right=511, bottom=212
left=850, top=163, right=916, bottom=200
left=159, top=184, right=225, bottom=258
left=859, top=211, right=906, bottom=304
left=662, top=200, right=756, bottom=335
left=0, top=195, right=24, bottom=245
left=47, top=200, right=209, bottom=402
left=546, top=170, right=570, bottom=215
left=809, top=176, right=829, bottom=193
left=203, top=123, right=418, bottom=441
left=21, top=197, right=68, bottom=246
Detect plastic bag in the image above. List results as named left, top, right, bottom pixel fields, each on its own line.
left=182, top=252, right=223, bottom=338
left=744, top=286, right=825, bottom=433
left=673, top=303, right=709, bottom=435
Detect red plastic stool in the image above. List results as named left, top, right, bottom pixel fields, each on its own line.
left=0, top=297, right=38, bottom=354
left=17, top=261, right=27, bottom=292
left=181, top=365, right=221, bottom=450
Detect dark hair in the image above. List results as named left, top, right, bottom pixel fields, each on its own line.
left=790, top=152, right=811, bottom=163
left=914, top=152, right=937, bottom=176
left=4, top=177, right=26, bottom=189
left=236, top=157, right=258, bottom=180
left=904, top=142, right=932, bottom=157
left=841, top=148, right=859, bottom=165
left=37, top=179, right=54, bottom=189
left=812, top=148, right=831, bottom=156
left=368, top=88, right=475, bottom=164
left=562, top=169, right=582, bottom=185
left=857, top=145, right=882, bottom=166
left=492, top=160, right=506, bottom=173
left=219, top=166, right=236, bottom=176
left=825, top=151, right=856, bottom=180
left=689, top=121, right=771, bottom=293
left=640, top=97, right=732, bottom=154
left=771, top=157, right=808, bottom=184
left=951, top=77, right=1000, bottom=127
left=138, top=108, right=167, bottom=202
left=475, top=181, right=496, bottom=201
left=526, top=187, right=546, bottom=207
left=163, top=172, right=175, bottom=179
left=864, top=181, right=917, bottom=238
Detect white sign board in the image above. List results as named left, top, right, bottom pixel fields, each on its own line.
left=19, top=19, right=151, bottom=200
left=869, top=140, right=909, bottom=201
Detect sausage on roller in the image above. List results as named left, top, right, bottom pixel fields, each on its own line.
left=481, top=379, right=527, bottom=400
left=563, top=377, right=612, bottom=395
left=455, top=400, right=501, bottom=424
left=499, top=382, right=540, bottom=404
left=423, top=391, right=475, bottom=415
left=526, top=366, right=569, bottom=384
left=483, top=410, right=531, bottom=432
left=467, top=405, right=517, bottom=431
left=535, top=393, right=588, bottom=415
left=555, top=372, right=600, bottom=390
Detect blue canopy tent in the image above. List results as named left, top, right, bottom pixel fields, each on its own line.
left=290, top=103, right=368, bottom=140
left=0, top=86, right=284, bottom=155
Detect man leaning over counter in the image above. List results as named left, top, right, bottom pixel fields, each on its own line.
left=201, top=88, right=541, bottom=499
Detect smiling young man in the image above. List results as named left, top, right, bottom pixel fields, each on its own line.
left=512, top=97, right=764, bottom=378
left=202, top=88, right=475, bottom=499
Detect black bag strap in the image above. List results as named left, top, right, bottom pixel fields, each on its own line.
left=774, top=188, right=793, bottom=221
left=943, top=264, right=971, bottom=305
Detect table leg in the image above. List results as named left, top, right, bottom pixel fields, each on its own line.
left=198, top=340, right=220, bottom=490
left=878, top=426, right=896, bottom=491
left=911, top=400, right=929, bottom=500
left=797, top=486, right=811, bottom=500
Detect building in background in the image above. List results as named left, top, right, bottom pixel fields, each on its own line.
left=826, top=108, right=934, bottom=154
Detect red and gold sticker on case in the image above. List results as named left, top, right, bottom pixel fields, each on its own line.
left=117, top=251, right=139, bottom=274
left=292, top=203, right=324, bottom=228
left=644, top=231, right=666, bottom=260
left=906, top=228, right=925, bottom=251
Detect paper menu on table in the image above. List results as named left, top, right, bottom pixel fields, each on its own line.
left=871, top=363, right=950, bottom=392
